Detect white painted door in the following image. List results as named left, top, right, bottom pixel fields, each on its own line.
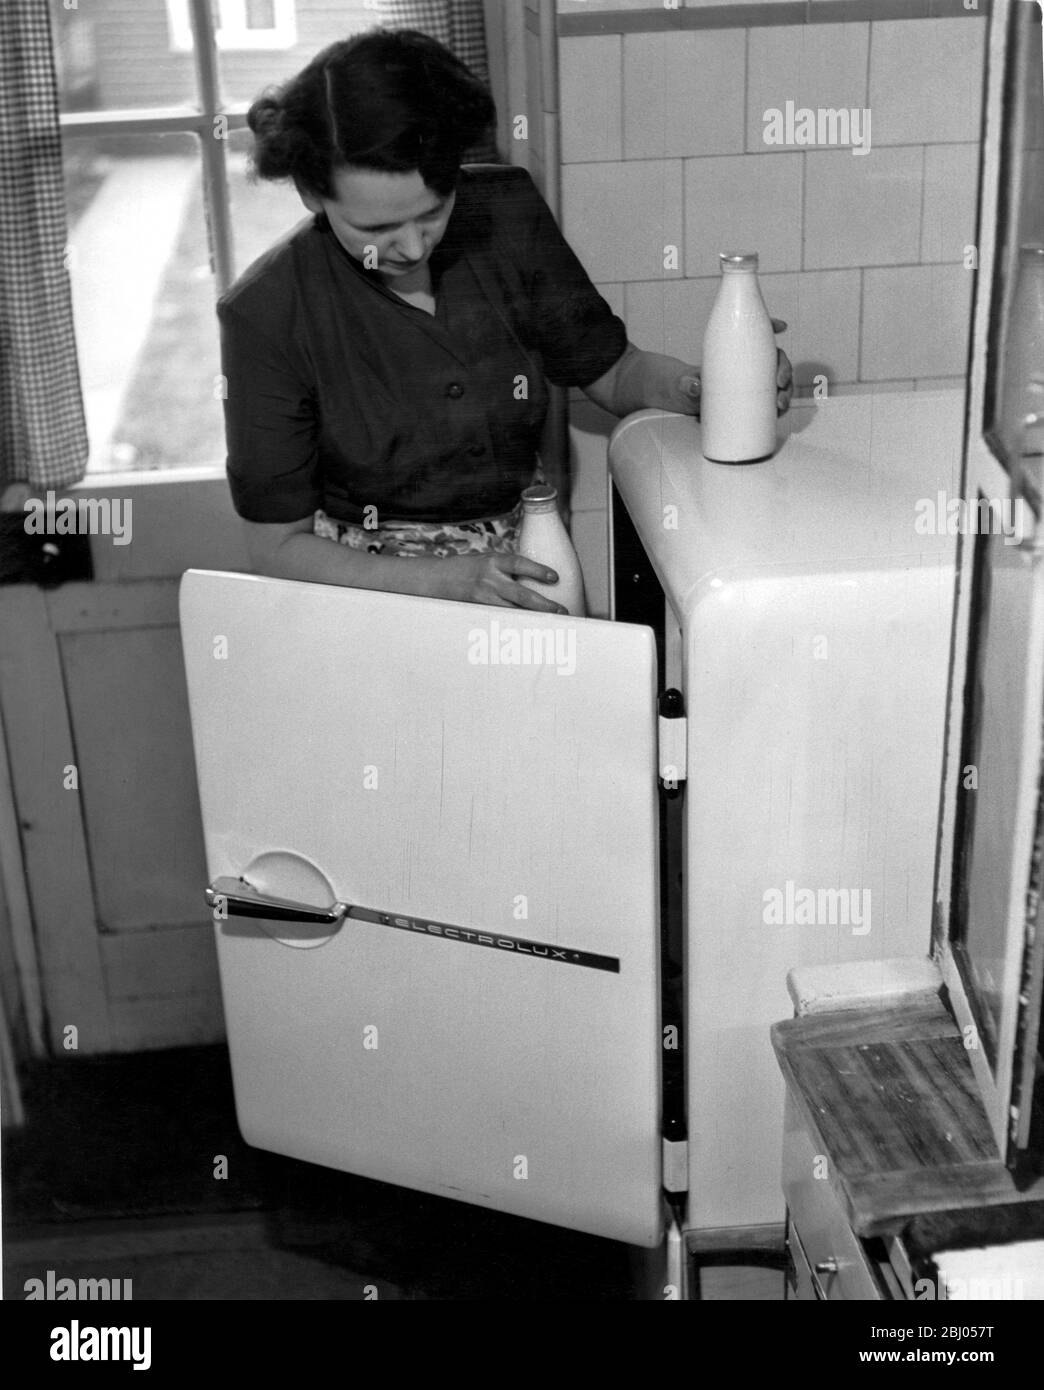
left=0, top=476, right=251, bottom=1054
left=179, top=569, right=663, bottom=1245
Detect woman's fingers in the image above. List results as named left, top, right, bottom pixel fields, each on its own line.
left=507, top=582, right=569, bottom=614
left=493, top=554, right=568, bottom=613
left=446, top=553, right=566, bottom=611
left=507, top=554, right=559, bottom=585
left=677, top=373, right=701, bottom=416
left=776, top=348, right=794, bottom=415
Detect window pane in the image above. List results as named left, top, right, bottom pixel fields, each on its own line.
left=63, top=133, right=225, bottom=473
left=246, top=0, right=277, bottom=30
left=50, top=0, right=198, bottom=113
left=227, top=127, right=310, bottom=273
left=984, top=4, right=1044, bottom=475
left=217, top=5, right=375, bottom=103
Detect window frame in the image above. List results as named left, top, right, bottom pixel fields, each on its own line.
left=59, top=0, right=249, bottom=478
left=61, top=0, right=244, bottom=298
left=933, top=0, right=1044, bottom=1178
left=165, top=0, right=298, bottom=54
left=55, top=0, right=378, bottom=481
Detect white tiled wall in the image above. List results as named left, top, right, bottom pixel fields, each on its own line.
left=562, top=160, right=685, bottom=281
left=685, top=153, right=804, bottom=274
left=867, top=19, right=985, bottom=145
left=559, top=36, right=622, bottom=162
left=803, top=146, right=924, bottom=268
left=746, top=23, right=871, bottom=152
left=860, top=264, right=974, bottom=379
left=623, top=31, right=747, bottom=158
left=556, top=12, right=986, bottom=613
left=921, top=143, right=981, bottom=262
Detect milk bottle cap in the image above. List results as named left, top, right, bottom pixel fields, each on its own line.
left=719, top=252, right=759, bottom=270
left=522, top=484, right=558, bottom=509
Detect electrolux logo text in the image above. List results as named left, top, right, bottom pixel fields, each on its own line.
left=350, top=905, right=620, bottom=974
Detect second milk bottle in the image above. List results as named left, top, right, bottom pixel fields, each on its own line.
left=516, top=484, right=587, bottom=617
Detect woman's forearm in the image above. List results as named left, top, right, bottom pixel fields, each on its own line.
left=244, top=523, right=568, bottom=612
left=252, top=527, right=457, bottom=601
left=584, top=342, right=701, bottom=418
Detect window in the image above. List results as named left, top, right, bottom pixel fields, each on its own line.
left=52, top=0, right=374, bottom=473
left=166, top=0, right=298, bottom=53
left=983, top=2, right=1044, bottom=486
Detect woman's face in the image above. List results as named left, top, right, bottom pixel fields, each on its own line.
left=302, top=166, right=456, bottom=280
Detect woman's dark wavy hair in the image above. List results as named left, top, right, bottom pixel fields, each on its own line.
left=247, top=28, right=496, bottom=199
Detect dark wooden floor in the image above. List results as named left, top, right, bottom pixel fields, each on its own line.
left=3, top=1044, right=642, bottom=1300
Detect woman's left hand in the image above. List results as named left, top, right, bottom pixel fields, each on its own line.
left=586, top=337, right=794, bottom=419
left=772, top=318, right=794, bottom=416
left=674, top=317, right=793, bottom=418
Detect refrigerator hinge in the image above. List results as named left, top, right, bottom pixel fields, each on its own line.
left=662, top=1135, right=689, bottom=1195
left=665, top=1208, right=689, bottom=1300
left=658, top=688, right=686, bottom=793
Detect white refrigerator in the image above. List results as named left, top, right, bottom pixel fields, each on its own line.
left=179, top=391, right=960, bottom=1278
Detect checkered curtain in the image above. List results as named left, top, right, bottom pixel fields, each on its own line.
left=375, top=0, right=499, bottom=162
left=0, top=0, right=87, bottom=490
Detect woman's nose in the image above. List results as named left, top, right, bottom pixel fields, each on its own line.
left=396, top=225, right=425, bottom=261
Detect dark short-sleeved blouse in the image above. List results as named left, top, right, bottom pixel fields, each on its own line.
left=217, top=163, right=628, bottom=525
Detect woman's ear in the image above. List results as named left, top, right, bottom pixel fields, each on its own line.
left=295, top=180, right=323, bottom=215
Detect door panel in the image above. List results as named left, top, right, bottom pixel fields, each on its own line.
left=62, top=624, right=208, bottom=931
left=0, top=581, right=222, bottom=1054
left=0, top=475, right=250, bottom=1055
left=180, top=570, right=663, bottom=1245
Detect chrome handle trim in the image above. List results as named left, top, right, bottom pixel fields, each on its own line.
left=205, top=880, right=621, bottom=971
left=205, top=876, right=348, bottom=926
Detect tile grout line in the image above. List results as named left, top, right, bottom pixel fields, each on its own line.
left=558, top=0, right=988, bottom=37
left=580, top=258, right=968, bottom=289
left=744, top=25, right=751, bottom=157
left=617, top=31, right=624, bottom=163
left=856, top=265, right=865, bottom=381
left=918, top=143, right=928, bottom=262
left=599, top=264, right=963, bottom=288
left=560, top=138, right=979, bottom=171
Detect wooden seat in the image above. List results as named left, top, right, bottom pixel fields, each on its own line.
left=773, top=991, right=1044, bottom=1276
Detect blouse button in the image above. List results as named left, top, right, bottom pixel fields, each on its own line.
left=445, top=382, right=465, bottom=399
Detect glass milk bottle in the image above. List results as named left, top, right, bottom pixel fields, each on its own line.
left=700, top=252, right=777, bottom=463
left=516, top=484, right=587, bottom=617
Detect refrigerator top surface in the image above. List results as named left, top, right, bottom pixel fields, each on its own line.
left=609, top=390, right=965, bottom=621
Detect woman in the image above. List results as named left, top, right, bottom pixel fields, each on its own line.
left=221, top=28, right=792, bottom=613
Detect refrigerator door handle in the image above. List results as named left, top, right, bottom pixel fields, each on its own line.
left=205, top=876, right=348, bottom=927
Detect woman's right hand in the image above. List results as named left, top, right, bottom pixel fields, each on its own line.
left=441, top=552, right=568, bottom=613
left=240, top=517, right=569, bottom=612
